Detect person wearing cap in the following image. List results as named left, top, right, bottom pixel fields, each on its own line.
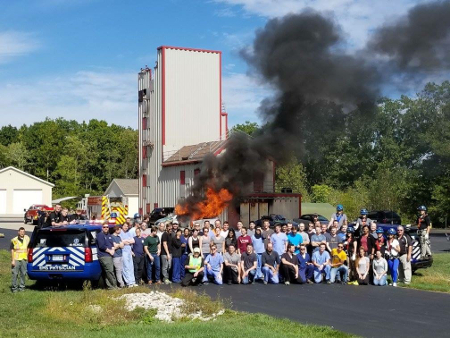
left=181, top=247, right=204, bottom=287
left=355, top=209, right=372, bottom=237
left=374, top=227, right=386, bottom=256
left=417, top=205, right=432, bottom=259
left=251, top=226, right=265, bottom=280
left=296, top=244, right=314, bottom=284
left=10, top=227, right=30, bottom=292
left=385, top=228, right=400, bottom=286
left=312, top=243, right=331, bottom=284
left=330, top=243, right=348, bottom=284
left=202, top=244, right=224, bottom=285
left=329, top=204, right=347, bottom=230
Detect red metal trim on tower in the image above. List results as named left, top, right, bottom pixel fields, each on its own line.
left=162, top=47, right=166, bottom=146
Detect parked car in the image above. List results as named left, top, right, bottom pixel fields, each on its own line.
left=367, top=210, right=402, bottom=225
left=294, top=214, right=329, bottom=228
left=27, top=223, right=104, bottom=286
left=254, top=214, right=298, bottom=228
left=24, top=204, right=50, bottom=225
left=148, top=208, right=175, bottom=225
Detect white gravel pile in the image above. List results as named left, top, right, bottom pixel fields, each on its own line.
left=116, top=291, right=224, bottom=323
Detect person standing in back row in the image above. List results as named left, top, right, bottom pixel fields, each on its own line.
left=397, top=225, right=412, bottom=285
left=329, top=204, right=347, bottom=230
left=10, top=227, right=30, bottom=293
left=160, top=224, right=172, bottom=284
left=417, top=205, right=432, bottom=259
left=97, top=222, right=117, bottom=290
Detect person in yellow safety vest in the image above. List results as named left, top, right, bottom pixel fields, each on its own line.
left=11, top=227, right=30, bottom=293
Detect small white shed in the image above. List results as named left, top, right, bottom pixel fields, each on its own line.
left=0, top=166, right=54, bottom=217
left=104, top=179, right=138, bottom=217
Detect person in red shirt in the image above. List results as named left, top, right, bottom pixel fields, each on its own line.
left=237, top=227, right=252, bottom=254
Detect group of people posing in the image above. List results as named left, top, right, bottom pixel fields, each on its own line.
left=95, top=204, right=430, bottom=288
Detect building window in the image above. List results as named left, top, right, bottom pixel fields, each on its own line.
left=146, top=203, right=151, bottom=213
left=180, top=171, right=185, bottom=185
left=142, top=117, right=147, bottom=130
left=142, top=174, right=147, bottom=187
left=142, top=145, right=147, bottom=159
left=194, top=168, right=200, bottom=176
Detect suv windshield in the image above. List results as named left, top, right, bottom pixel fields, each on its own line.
left=35, top=230, right=86, bottom=248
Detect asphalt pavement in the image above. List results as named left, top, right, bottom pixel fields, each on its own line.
left=160, top=281, right=450, bottom=338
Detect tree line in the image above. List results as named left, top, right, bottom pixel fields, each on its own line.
left=0, top=118, right=138, bottom=207
left=233, top=82, right=450, bottom=227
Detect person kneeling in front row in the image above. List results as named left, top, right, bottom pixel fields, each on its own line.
left=223, top=244, right=241, bottom=284
left=312, top=243, right=331, bottom=284
left=281, top=243, right=303, bottom=285
left=181, top=248, right=204, bottom=287
left=330, top=243, right=348, bottom=284
left=202, top=244, right=224, bottom=285
left=261, top=242, right=280, bottom=284
left=240, top=243, right=257, bottom=284
left=372, top=250, right=388, bottom=286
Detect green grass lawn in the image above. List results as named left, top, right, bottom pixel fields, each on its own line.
left=405, top=253, right=450, bottom=293
left=0, top=250, right=351, bottom=338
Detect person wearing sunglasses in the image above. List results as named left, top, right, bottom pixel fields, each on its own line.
left=330, top=243, right=348, bottom=284
left=296, top=244, right=314, bottom=284
left=96, top=222, right=117, bottom=289
left=202, top=244, right=224, bottom=285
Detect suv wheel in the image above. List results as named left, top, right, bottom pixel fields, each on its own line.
left=23, top=217, right=28, bottom=224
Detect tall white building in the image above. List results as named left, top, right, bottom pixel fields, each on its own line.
left=138, top=46, right=299, bottom=225
left=138, top=46, right=229, bottom=215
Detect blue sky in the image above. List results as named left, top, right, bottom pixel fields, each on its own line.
left=0, top=0, right=431, bottom=129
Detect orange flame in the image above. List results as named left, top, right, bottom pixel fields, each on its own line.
left=175, top=187, right=233, bottom=219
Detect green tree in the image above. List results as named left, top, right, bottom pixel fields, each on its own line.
left=275, top=157, right=309, bottom=200
left=7, top=142, right=29, bottom=170
left=230, top=121, right=259, bottom=136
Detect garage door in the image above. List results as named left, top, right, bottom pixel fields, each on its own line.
left=0, top=190, right=6, bottom=215
left=13, top=189, right=43, bottom=214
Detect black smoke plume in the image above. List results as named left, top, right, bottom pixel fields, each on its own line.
left=177, top=1, right=450, bottom=216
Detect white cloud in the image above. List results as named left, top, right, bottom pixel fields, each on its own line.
left=0, top=70, right=137, bottom=128
left=0, top=31, right=41, bottom=63
left=214, top=0, right=422, bottom=48
left=222, top=72, right=273, bottom=126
